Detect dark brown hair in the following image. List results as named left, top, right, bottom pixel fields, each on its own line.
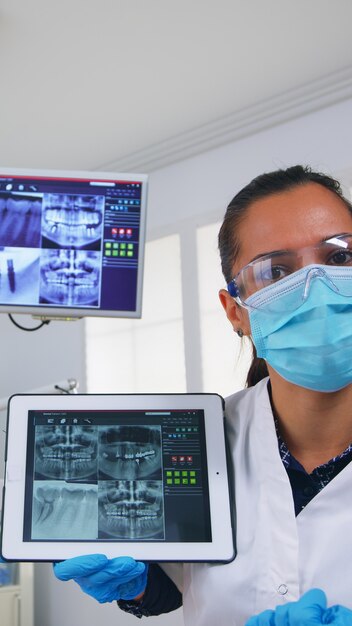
left=218, top=165, right=352, bottom=387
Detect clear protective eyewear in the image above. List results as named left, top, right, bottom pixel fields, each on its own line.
left=227, top=233, right=352, bottom=310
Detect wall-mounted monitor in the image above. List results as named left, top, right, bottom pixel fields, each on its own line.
left=0, top=168, right=148, bottom=318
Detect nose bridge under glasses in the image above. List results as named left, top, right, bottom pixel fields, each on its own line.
left=295, top=245, right=324, bottom=268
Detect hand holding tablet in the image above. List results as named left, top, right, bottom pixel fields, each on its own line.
left=53, top=554, right=148, bottom=602
left=1, top=393, right=234, bottom=562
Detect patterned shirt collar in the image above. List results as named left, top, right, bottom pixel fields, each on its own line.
left=274, top=416, right=352, bottom=489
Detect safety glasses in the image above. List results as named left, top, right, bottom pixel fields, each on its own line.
left=227, top=233, right=352, bottom=309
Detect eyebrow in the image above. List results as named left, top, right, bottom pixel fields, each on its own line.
left=248, top=249, right=291, bottom=264
left=247, top=232, right=351, bottom=265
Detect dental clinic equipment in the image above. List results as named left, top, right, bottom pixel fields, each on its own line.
left=0, top=167, right=148, bottom=322
left=0, top=378, right=78, bottom=412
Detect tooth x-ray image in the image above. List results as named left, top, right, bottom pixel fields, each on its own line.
left=34, top=425, right=98, bottom=481
left=0, top=248, right=40, bottom=304
left=98, top=480, right=164, bottom=540
left=32, top=481, right=98, bottom=539
left=41, top=193, right=104, bottom=249
left=39, top=249, right=101, bottom=306
left=0, top=193, right=42, bottom=248
left=99, top=426, right=162, bottom=480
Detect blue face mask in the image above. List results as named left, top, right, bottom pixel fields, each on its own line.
left=246, top=265, right=352, bottom=392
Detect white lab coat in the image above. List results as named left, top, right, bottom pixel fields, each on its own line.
left=162, top=377, right=352, bottom=626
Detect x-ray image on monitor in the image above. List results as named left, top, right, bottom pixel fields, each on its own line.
left=34, top=425, right=98, bottom=481
left=41, top=193, right=104, bottom=250
left=0, top=193, right=42, bottom=248
left=98, top=480, right=164, bottom=540
left=39, top=249, right=101, bottom=307
left=31, top=481, right=98, bottom=540
left=0, top=248, right=40, bottom=305
left=98, top=426, right=162, bottom=480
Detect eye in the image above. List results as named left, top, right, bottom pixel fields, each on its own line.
left=327, top=249, right=352, bottom=265
left=261, top=265, right=291, bottom=284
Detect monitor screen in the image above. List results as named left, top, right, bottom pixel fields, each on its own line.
left=0, top=168, right=148, bottom=318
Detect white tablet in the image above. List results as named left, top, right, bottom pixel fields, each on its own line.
left=1, top=393, right=235, bottom=563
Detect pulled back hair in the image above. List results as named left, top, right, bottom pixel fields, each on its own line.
left=218, top=165, right=352, bottom=387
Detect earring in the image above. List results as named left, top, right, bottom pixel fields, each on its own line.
left=236, top=329, right=244, bottom=338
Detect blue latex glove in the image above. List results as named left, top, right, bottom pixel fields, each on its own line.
left=323, top=606, right=352, bottom=625
left=53, top=554, right=149, bottom=603
left=246, top=589, right=352, bottom=626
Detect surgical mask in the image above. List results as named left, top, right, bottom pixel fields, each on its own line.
left=246, top=265, right=352, bottom=392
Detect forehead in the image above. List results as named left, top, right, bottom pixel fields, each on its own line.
left=235, top=183, right=352, bottom=268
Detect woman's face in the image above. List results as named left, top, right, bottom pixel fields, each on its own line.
left=219, top=182, right=352, bottom=335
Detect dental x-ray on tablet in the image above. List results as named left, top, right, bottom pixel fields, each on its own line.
left=1, top=393, right=235, bottom=563
left=0, top=167, right=147, bottom=319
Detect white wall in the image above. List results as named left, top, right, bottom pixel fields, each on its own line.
left=0, top=317, right=86, bottom=474
left=2, top=96, right=352, bottom=626
left=146, top=97, right=352, bottom=237
left=0, top=316, right=85, bottom=400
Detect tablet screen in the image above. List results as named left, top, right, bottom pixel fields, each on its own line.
left=3, top=393, right=234, bottom=562
left=24, top=408, right=211, bottom=544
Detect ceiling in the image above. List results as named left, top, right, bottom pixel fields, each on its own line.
left=1, top=0, right=352, bottom=173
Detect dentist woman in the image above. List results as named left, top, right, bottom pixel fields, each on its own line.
left=54, top=165, right=352, bottom=625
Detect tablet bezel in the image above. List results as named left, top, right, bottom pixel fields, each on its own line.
left=1, top=393, right=235, bottom=563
